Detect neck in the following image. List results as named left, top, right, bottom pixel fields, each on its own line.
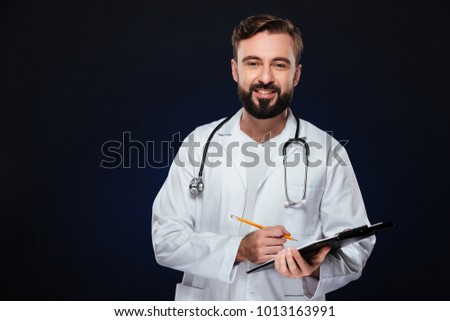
left=240, top=109, right=289, bottom=143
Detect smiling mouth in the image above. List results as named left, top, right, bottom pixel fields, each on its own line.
left=253, top=89, right=277, bottom=99
left=255, top=89, right=274, bottom=95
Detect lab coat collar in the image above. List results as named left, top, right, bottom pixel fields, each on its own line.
left=216, top=107, right=307, bottom=191
left=217, top=107, right=306, bottom=137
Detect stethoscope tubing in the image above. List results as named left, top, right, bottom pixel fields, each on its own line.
left=189, top=112, right=309, bottom=207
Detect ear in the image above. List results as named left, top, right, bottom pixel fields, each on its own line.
left=231, top=58, right=239, bottom=83
left=293, top=64, right=302, bottom=87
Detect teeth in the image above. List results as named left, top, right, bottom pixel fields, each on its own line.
left=257, top=90, right=272, bottom=95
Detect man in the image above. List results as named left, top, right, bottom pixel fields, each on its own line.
left=152, top=14, right=375, bottom=300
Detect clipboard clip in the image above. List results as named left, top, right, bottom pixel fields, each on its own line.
left=335, top=225, right=369, bottom=239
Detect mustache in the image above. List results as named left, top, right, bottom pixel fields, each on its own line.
left=249, top=83, right=281, bottom=93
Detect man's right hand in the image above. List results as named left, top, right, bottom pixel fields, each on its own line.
left=235, top=225, right=290, bottom=264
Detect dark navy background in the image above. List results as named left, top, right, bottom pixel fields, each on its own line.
left=1, top=0, right=449, bottom=300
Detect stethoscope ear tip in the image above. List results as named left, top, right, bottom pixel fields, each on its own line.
left=284, top=202, right=290, bottom=208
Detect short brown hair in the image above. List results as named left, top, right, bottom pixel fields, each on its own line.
left=231, top=14, right=304, bottom=66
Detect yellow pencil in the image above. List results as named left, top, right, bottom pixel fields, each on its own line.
left=230, top=215, right=297, bottom=241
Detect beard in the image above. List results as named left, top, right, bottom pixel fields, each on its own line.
left=238, top=83, right=294, bottom=119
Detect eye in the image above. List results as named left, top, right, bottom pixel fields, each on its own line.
left=245, top=60, right=260, bottom=68
left=273, top=62, right=288, bottom=69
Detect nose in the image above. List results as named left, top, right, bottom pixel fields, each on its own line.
left=257, top=65, right=274, bottom=85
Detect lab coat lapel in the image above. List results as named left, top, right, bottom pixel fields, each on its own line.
left=256, top=110, right=307, bottom=191
left=217, top=109, right=247, bottom=190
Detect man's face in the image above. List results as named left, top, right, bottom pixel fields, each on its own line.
left=232, top=30, right=301, bottom=119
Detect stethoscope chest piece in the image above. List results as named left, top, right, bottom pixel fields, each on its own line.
left=189, top=177, right=204, bottom=196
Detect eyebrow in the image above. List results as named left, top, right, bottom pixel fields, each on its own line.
left=241, top=56, right=291, bottom=65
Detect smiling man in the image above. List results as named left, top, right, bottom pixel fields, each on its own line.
left=233, top=31, right=300, bottom=121
left=152, top=14, right=375, bottom=301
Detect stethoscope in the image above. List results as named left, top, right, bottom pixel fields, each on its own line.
left=189, top=112, right=310, bottom=207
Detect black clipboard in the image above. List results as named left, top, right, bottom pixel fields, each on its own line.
left=246, top=221, right=395, bottom=274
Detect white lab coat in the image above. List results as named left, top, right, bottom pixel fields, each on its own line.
left=152, top=108, right=375, bottom=300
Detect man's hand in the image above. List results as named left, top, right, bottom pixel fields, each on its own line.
left=274, top=246, right=331, bottom=279
left=236, top=225, right=291, bottom=264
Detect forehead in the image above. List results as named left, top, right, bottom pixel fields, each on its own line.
left=235, top=30, right=296, bottom=62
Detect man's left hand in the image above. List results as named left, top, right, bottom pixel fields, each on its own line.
left=274, top=246, right=331, bottom=279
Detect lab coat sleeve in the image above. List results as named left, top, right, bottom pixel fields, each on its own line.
left=152, top=131, right=242, bottom=283
left=301, top=144, right=375, bottom=299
